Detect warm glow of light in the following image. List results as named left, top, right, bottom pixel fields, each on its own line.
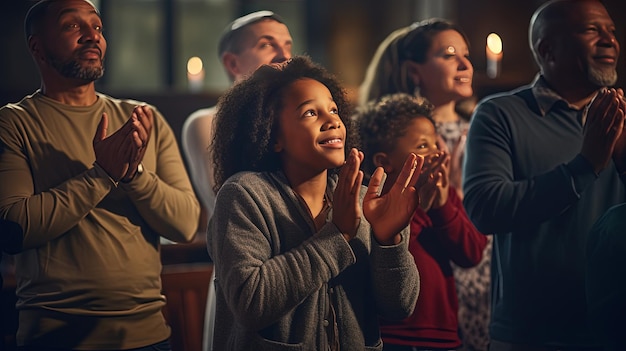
left=487, top=33, right=502, bottom=55
left=187, top=57, right=203, bottom=75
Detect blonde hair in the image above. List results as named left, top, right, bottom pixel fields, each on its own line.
left=359, top=18, right=470, bottom=107
left=358, top=26, right=414, bottom=107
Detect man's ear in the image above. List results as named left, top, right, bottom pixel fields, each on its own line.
left=373, top=152, right=393, bottom=173
left=28, top=36, right=45, bottom=63
left=221, top=52, right=240, bottom=79
left=537, top=38, right=553, bottom=65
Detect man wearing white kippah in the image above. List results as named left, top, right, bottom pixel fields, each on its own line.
left=180, top=10, right=293, bottom=351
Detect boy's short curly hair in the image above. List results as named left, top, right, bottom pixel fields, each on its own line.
left=211, top=55, right=354, bottom=192
left=355, top=93, right=434, bottom=176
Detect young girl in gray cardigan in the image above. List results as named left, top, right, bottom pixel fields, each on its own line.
left=207, top=56, right=423, bottom=350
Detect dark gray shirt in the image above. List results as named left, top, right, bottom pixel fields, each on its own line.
left=463, top=76, right=626, bottom=347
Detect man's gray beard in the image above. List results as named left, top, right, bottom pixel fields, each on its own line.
left=50, top=57, right=105, bottom=81
left=589, top=66, right=617, bottom=87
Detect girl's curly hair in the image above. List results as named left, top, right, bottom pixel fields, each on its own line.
left=355, top=93, right=434, bottom=177
left=211, top=55, right=355, bottom=192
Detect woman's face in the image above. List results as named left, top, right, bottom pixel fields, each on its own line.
left=410, top=29, right=473, bottom=106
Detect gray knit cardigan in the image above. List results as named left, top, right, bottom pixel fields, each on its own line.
left=207, top=170, right=420, bottom=350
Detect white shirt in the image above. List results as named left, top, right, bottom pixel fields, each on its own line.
left=181, top=106, right=218, bottom=219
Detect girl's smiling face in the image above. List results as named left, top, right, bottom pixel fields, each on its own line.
left=274, top=78, right=346, bottom=177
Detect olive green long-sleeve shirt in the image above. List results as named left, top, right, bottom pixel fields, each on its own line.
left=0, top=91, right=200, bottom=350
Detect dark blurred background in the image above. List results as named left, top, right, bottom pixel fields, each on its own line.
left=1, top=0, right=626, bottom=146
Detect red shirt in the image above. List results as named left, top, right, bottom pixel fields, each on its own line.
left=380, top=187, right=487, bottom=349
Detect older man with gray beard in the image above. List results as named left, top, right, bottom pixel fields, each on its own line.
left=462, top=0, right=626, bottom=350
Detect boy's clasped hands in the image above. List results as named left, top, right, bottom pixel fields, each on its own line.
left=333, top=147, right=449, bottom=246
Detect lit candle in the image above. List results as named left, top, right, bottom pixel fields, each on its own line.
left=486, top=33, right=503, bottom=79
left=187, top=56, right=205, bottom=93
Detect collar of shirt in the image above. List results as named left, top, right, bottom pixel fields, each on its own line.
left=531, top=74, right=581, bottom=114
left=531, top=74, right=599, bottom=125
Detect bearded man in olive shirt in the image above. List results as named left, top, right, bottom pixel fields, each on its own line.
left=0, top=0, right=200, bottom=350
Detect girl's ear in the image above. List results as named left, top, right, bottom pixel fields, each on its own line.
left=373, top=152, right=394, bottom=173
left=273, top=138, right=283, bottom=153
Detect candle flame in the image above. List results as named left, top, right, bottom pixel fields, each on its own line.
left=187, top=57, right=203, bottom=75
left=487, top=33, right=502, bottom=55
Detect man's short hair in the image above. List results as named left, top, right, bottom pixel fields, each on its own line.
left=24, top=0, right=100, bottom=41
left=217, top=10, right=284, bottom=58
